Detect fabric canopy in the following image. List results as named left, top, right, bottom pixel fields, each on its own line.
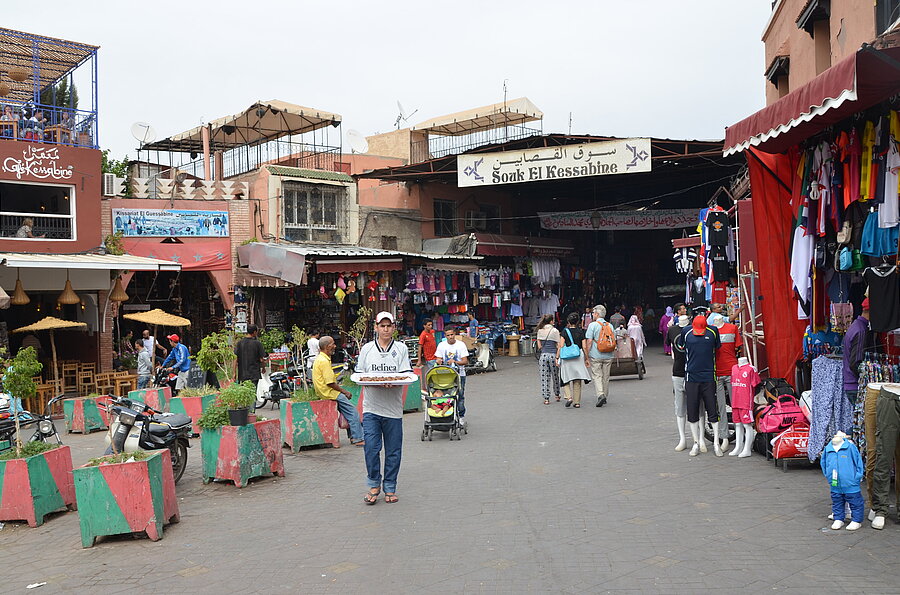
left=745, top=147, right=807, bottom=381
left=122, top=238, right=231, bottom=271
left=724, top=43, right=900, bottom=156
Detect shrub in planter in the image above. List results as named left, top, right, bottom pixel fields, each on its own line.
left=0, top=442, right=76, bottom=528
left=280, top=389, right=341, bottom=452
left=73, top=449, right=179, bottom=547
left=218, top=381, right=257, bottom=426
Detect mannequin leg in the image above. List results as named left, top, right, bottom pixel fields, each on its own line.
left=739, top=424, right=755, bottom=457
left=689, top=422, right=701, bottom=456
left=697, top=401, right=708, bottom=453
left=713, top=424, right=723, bottom=456
left=675, top=416, right=687, bottom=451
left=729, top=423, right=744, bottom=457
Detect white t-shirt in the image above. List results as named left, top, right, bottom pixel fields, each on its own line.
left=306, top=337, right=320, bottom=367
left=142, top=337, right=156, bottom=353
left=434, top=340, right=469, bottom=377
left=355, top=339, right=411, bottom=419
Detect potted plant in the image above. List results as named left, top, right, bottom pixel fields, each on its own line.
left=73, top=449, right=179, bottom=547
left=218, top=381, right=256, bottom=426
left=280, top=387, right=342, bottom=452
left=196, top=330, right=237, bottom=387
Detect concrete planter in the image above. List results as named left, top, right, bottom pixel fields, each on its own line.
left=169, top=394, right=217, bottom=435
left=200, top=419, right=285, bottom=487
left=63, top=396, right=108, bottom=434
left=128, top=387, right=171, bottom=412
left=73, top=449, right=179, bottom=547
left=0, top=445, right=76, bottom=527
left=279, top=399, right=341, bottom=452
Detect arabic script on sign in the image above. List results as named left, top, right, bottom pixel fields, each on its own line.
left=2, top=146, right=74, bottom=181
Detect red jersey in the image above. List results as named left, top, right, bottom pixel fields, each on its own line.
left=730, top=363, right=760, bottom=410
left=714, top=322, right=742, bottom=377
left=419, top=329, right=436, bottom=361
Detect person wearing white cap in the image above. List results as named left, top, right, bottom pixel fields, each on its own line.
left=356, top=311, right=412, bottom=505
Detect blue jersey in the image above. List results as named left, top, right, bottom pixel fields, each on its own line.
left=678, top=327, right=720, bottom=383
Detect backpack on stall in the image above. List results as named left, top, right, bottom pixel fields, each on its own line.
left=595, top=322, right=616, bottom=353
left=756, top=395, right=805, bottom=433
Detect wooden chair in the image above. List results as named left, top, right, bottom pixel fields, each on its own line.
left=62, top=363, right=79, bottom=393
left=114, top=375, right=136, bottom=397
left=79, top=362, right=97, bottom=375
left=95, top=373, right=115, bottom=396
left=77, top=369, right=95, bottom=396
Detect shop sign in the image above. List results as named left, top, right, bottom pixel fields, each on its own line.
left=2, top=146, right=73, bottom=181
left=538, top=209, right=698, bottom=231
left=458, top=138, right=651, bottom=188
left=112, top=208, right=229, bottom=237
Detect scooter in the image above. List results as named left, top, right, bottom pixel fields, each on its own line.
left=255, top=367, right=298, bottom=410
left=152, top=367, right=178, bottom=394
left=466, top=337, right=497, bottom=374
left=0, top=393, right=64, bottom=453
left=103, top=395, right=192, bottom=484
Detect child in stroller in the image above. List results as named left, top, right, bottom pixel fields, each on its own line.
left=421, top=365, right=466, bottom=441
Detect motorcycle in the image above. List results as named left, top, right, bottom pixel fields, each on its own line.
left=152, top=367, right=178, bottom=393
left=103, top=395, right=192, bottom=484
left=255, top=366, right=298, bottom=410
left=0, top=393, right=63, bottom=453
left=466, top=337, right=497, bottom=374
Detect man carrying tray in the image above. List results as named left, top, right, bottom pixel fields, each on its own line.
left=356, top=312, right=412, bottom=505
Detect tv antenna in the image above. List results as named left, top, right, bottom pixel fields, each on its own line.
left=347, top=129, right=369, bottom=154
left=394, top=100, right=418, bottom=129
left=130, top=121, right=157, bottom=147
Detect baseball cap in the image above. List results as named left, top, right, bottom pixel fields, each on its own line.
left=691, top=315, right=708, bottom=336
left=861, top=297, right=870, bottom=310
left=166, top=333, right=180, bottom=342
left=375, top=311, right=394, bottom=324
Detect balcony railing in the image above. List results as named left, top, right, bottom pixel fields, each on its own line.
left=0, top=212, right=74, bottom=239
left=410, top=125, right=542, bottom=164
left=0, top=102, right=97, bottom=149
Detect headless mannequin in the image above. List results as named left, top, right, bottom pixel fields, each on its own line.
left=828, top=432, right=862, bottom=531
left=729, top=356, right=756, bottom=458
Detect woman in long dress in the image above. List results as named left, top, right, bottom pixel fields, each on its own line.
left=556, top=312, right=592, bottom=408
left=659, top=306, right=674, bottom=354
left=535, top=315, right=561, bottom=404
left=627, top=315, right=647, bottom=359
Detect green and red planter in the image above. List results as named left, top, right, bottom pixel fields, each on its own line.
left=73, top=449, right=179, bottom=548
left=0, top=445, right=76, bottom=528
left=279, top=399, right=341, bottom=452
left=169, top=393, right=217, bottom=435
left=63, top=396, right=109, bottom=434
left=201, top=419, right=285, bottom=487
left=128, top=387, right=171, bottom=412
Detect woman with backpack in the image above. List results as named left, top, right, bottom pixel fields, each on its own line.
left=556, top=312, right=592, bottom=408
left=535, top=315, right=561, bottom=405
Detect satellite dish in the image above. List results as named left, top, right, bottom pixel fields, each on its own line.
left=347, top=129, right=369, bottom=154
left=394, top=100, right=418, bottom=129
left=130, top=122, right=157, bottom=146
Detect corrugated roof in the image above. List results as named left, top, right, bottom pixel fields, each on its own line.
left=0, top=252, right=181, bottom=271
left=266, top=166, right=353, bottom=182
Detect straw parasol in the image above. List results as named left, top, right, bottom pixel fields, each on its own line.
left=12, top=316, right=88, bottom=388
left=122, top=308, right=191, bottom=356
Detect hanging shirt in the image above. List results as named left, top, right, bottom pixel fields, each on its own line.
left=881, top=111, right=900, bottom=228
left=705, top=210, right=730, bottom=246
left=673, top=247, right=697, bottom=274
left=861, top=120, right=877, bottom=201
left=837, top=129, right=862, bottom=207
left=790, top=225, right=815, bottom=319
left=709, top=246, right=730, bottom=282
left=864, top=266, right=900, bottom=333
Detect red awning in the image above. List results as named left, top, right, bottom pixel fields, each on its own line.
left=724, top=43, right=900, bottom=156
left=473, top=233, right=573, bottom=257
left=123, top=238, right=231, bottom=271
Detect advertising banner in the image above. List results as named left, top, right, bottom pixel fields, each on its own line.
left=112, top=208, right=229, bottom=237
left=538, top=209, right=698, bottom=231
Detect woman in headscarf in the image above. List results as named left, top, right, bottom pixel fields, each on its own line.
left=627, top=315, right=647, bottom=359
left=659, top=306, right=674, bottom=354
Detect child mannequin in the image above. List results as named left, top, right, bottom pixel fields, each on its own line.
left=820, top=431, right=864, bottom=531
left=729, top=356, right=760, bottom=458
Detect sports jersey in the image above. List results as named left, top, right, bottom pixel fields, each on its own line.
left=673, top=247, right=697, bottom=274
left=667, top=324, right=687, bottom=377
left=730, top=363, right=760, bottom=411
left=679, top=326, right=720, bottom=383
left=356, top=339, right=412, bottom=419
left=714, top=322, right=742, bottom=377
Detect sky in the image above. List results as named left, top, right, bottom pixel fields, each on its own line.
left=8, top=1, right=774, bottom=160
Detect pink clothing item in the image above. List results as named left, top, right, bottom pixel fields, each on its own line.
left=730, top=363, right=761, bottom=410
left=732, top=407, right=753, bottom=425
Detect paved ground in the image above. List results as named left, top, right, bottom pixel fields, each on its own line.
left=4, top=350, right=900, bottom=593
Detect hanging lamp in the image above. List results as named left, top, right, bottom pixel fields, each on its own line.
left=0, top=82, right=9, bottom=98
left=58, top=272, right=80, bottom=305
left=8, top=64, right=28, bottom=83
left=109, top=276, right=129, bottom=302
left=10, top=270, right=30, bottom=306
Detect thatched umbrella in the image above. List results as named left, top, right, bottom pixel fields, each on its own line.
left=122, top=308, right=191, bottom=356
left=12, top=316, right=88, bottom=388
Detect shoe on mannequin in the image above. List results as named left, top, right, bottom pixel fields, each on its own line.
left=831, top=520, right=845, bottom=530
left=846, top=521, right=861, bottom=531
left=739, top=425, right=755, bottom=458
left=675, top=415, right=687, bottom=451
left=720, top=438, right=729, bottom=451
left=689, top=422, right=701, bottom=456
left=698, top=431, right=708, bottom=453
left=872, top=515, right=885, bottom=530
left=713, top=424, right=723, bottom=456
left=868, top=509, right=876, bottom=521
left=730, top=424, right=744, bottom=456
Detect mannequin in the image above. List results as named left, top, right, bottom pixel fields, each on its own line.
left=667, top=314, right=691, bottom=451
left=729, top=356, right=760, bottom=458
left=821, top=431, right=864, bottom=531
left=678, top=315, right=723, bottom=457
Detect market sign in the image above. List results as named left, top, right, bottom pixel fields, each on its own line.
left=538, top=209, right=698, bottom=231
left=112, top=208, right=229, bottom=237
left=457, top=138, right=651, bottom=188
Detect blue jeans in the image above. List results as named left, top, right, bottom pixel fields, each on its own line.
left=831, top=490, right=864, bottom=523
left=458, top=376, right=467, bottom=417
left=363, top=413, right=403, bottom=494
left=335, top=394, right=363, bottom=441
left=137, top=375, right=150, bottom=389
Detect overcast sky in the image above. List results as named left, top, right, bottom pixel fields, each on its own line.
left=9, top=1, right=773, bottom=160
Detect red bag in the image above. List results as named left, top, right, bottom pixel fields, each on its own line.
left=337, top=412, right=350, bottom=430
left=770, top=424, right=810, bottom=459
left=755, top=395, right=805, bottom=433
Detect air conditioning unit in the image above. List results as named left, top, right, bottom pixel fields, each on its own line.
left=102, top=173, right=126, bottom=197
left=464, top=210, right=487, bottom=231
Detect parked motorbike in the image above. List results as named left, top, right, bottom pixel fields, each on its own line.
left=103, top=395, right=192, bottom=484
left=466, top=337, right=497, bottom=374
left=255, top=366, right=298, bottom=410
left=152, top=367, right=178, bottom=393
left=0, top=393, right=63, bottom=453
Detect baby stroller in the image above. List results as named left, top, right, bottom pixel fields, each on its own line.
left=421, top=365, right=466, bottom=441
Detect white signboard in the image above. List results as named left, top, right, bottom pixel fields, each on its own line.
left=539, top=209, right=698, bottom=231
left=457, top=138, right=651, bottom=188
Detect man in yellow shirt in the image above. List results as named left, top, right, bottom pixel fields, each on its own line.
left=313, top=335, right=364, bottom=446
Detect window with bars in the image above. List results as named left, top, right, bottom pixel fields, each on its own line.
left=283, top=182, right=346, bottom=242
left=433, top=199, right=457, bottom=237
left=0, top=181, right=75, bottom=239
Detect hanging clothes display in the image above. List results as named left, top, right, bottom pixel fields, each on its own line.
left=809, top=355, right=853, bottom=462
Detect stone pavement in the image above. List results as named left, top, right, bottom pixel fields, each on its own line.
left=4, top=350, right=900, bottom=593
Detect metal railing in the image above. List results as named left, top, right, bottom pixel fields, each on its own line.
left=409, top=125, right=542, bottom=164
left=0, top=102, right=97, bottom=148
left=0, top=212, right=74, bottom=239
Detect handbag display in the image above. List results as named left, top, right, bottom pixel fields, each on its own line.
left=756, top=395, right=805, bottom=433
left=559, top=328, right=581, bottom=360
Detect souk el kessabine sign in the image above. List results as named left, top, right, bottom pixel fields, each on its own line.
left=457, top=138, right=651, bottom=188
left=539, top=209, right=698, bottom=231
left=112, top=209, right=230, bottom=237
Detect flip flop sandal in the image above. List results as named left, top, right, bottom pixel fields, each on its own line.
left=384, top=493, right=398, bottom=504
left=565, top=399, right=573, bottom=408
left=543, top=399, right=550, bottom=405
left=573, top=403, right=581, bottom=408
left=364, top=489, right=380, bottom=505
